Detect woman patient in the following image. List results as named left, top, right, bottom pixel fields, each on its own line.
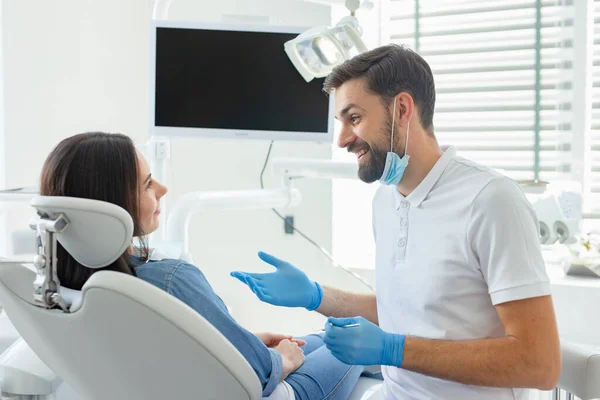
left=40, top=132, right=363, bottom=400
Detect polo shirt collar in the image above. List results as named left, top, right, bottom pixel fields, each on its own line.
left=393, top=146, right=456, bottom=208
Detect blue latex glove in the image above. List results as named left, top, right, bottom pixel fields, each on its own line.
left=230, top=251, right=323, bottom=310
left=323, top=316, right=405, bottom=367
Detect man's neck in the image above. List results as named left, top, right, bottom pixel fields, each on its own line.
left=396, top=132, right=443, bottom=197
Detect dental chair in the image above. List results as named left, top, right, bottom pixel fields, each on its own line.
left=0, top=196, right=382, bottom=400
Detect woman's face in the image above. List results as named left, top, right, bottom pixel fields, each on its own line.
left=137, top=151, right=168, bottom=235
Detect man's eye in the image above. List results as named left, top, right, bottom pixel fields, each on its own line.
left=351, top=115, right=360, bottom=124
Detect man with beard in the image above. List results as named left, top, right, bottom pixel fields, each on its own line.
left=232, top=44, right=561, bottom=399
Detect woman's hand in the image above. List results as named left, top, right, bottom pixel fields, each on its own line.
left=274, top=339, right=305, bottom=380
left=255, top=332, right=307, bottom=348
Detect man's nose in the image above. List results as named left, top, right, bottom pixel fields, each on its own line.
left=337, top=125, right=355, bottom=149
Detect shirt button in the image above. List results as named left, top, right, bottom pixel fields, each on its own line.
left=401, top=201, right=409, bottom=209
left=400, top=219, right=408, bottom=227
left=398, top=238, right=406, bottom=247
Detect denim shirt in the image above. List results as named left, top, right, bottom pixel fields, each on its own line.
left=134, top=257, right=283, bottom=397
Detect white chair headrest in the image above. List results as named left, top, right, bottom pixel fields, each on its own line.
left=30, top=196, right=134, bottom=269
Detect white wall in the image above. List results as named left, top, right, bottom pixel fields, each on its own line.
left=0, top=0, right=6, bottom=256
left=1, top=0, right=372, bottom=334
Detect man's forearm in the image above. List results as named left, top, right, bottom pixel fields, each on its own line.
left=401, top=335, right=559, bottom=390
left=316, top=285, right=378, bottom=324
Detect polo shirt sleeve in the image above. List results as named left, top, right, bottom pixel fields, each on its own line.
left=467, top=176, right=551, bottom=305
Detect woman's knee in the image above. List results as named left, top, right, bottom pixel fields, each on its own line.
left=298, top=333, right=325, bottom=355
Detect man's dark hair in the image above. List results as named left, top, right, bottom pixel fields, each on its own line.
left=323, top=44, right=436, bottom=133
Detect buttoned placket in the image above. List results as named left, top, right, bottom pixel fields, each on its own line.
left=396, top=200, right=410, bottom=264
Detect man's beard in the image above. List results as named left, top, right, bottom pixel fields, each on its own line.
left=356, top=112, right=398, bottom=183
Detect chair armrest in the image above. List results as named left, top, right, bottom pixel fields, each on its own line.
left=559, top=340, right=600, bottom=399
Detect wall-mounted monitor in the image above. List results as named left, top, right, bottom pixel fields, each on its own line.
left=150, top=21, right=334, bottom=142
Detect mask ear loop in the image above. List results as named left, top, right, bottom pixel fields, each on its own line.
left=390, top=96, right=397, bottom=152
left=405, top=119, right=410, bottom=158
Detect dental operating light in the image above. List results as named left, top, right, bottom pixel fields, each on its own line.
left=285, top=0, right=369, bottom=82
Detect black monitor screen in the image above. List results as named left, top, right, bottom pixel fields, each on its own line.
left=154, top=27, right=330, bottom=133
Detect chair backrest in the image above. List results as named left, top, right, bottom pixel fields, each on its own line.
left=0, top=260, right=262, bottom=400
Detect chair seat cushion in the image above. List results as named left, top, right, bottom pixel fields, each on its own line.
left=348, top=377, right=383, bottom=400
left=262, top=376, right=383, bottom=400
left=263, top=381, right=295, bottom=400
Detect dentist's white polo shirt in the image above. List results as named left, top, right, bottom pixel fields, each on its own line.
left=373, top=146, right=551, bottom=400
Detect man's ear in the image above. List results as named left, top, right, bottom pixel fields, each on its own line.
left=398, top=102, right=408, bottom=121
left=396, top=92, right=416, bottom=126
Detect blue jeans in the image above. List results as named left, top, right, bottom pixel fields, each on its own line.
left=285, top=333, right=364, bottom=400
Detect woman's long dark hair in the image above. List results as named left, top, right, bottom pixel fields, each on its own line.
left=40, top=132, right=149, bottom=290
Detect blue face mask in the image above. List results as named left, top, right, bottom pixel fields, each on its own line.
left=379, top=97, right=410, bottom=186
